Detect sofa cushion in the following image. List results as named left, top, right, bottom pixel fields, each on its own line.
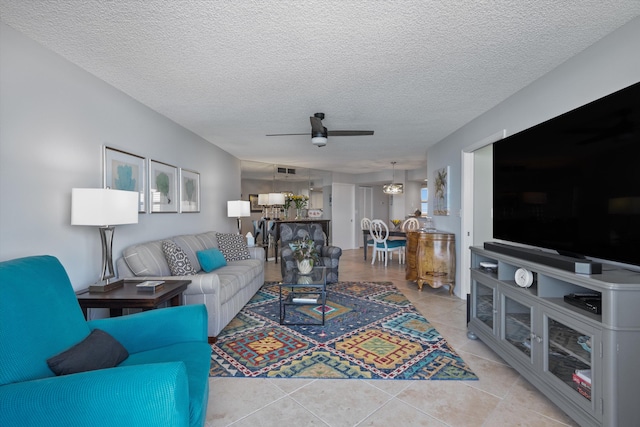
left=1, top=256, right=92, bottom=384
left=47, top=329, right=128, bottom=376
left=195, top=231, right=219, bottom=250
left=122, top=240, right=172, bottom=277
left=216, top=233, right=251, bottom=261
left=171, top=234, right=207, bottom=273
left=162, top=240, right=197, bottom=276
left=197, top=248, right=227, bottom=272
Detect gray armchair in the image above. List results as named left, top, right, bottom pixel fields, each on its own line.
left=279, top=223, right=342, bottom=283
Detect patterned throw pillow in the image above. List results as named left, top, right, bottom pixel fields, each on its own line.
left=162, top=240, right=197, bottom=276
left=216, top=233, right=251, bottom=262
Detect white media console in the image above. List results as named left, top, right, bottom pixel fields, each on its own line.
left=468, top=244, right=640, bottom=427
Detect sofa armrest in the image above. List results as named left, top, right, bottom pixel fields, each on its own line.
left=88, top=305, right=207, bottom=354
left=248, top=245, right=265, bottom=261
left=320, top=245, right=342, bottom=259
left=0, top=362, right=190, bottom=427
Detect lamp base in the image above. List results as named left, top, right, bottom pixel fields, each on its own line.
left=89, top=279, right=124, bottom=293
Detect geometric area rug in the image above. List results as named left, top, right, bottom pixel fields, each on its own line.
left=210, top=281, right=478, bottom=381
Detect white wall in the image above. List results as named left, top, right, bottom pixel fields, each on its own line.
left=0, top=23, right=241, bottom=289
left=427, top=17, right=640, bottom=297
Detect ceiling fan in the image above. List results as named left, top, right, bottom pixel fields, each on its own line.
left=266, top=113, right=374, bottom=147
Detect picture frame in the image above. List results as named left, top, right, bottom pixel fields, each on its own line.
left=433, top=166, right=450, bottom=216
left=179, top=168, right=200, bottom=213
left=248, top=194, right=261, bottom=212
left=149, top=159, right=178, bottom=213
left=103, top=146, right=146, bottom=213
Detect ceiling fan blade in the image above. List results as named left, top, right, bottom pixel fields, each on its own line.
left=327, top=130, right=375, bottom=136
left=267, top=113, right=374, bottom=138
left=265, top=133, right=309, bottom=136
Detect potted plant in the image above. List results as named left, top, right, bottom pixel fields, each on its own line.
left=289, top=238, right=319, bottom=274
left=287, top=194, right=309, bottom=219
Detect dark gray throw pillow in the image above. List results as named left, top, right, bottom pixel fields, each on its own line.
left=47, top=329, right=129, bottom=376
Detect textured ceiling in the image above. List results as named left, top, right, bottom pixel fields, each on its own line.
left=1, top=1, right=639, bottom=176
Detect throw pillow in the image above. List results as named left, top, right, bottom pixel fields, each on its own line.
left=162, top=240, right=197, bottom=276
left=197, top=247, right=227, bottom=272
left=47, top=329, right=129, bottom=376
left=216, top=233, right=251, bottom=262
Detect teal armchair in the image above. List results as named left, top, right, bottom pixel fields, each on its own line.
left=0, top=255, right=211, bottom=427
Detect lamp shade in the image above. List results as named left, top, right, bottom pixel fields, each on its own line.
left=268, top=193, right=285, bottom=205
left=71, top=188, right=139, bottom=226
left=258, top=193, right=270, bottom=206
left=227, top=200, right=250, bottom=217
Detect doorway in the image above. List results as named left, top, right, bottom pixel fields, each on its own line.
left=331, top=183, right=356, bottom=250
left=358, top=186, right=373, bottom=246
left=460, top=130, right=505, bottom=297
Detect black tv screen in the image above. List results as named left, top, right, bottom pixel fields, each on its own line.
left=493, top=82, right=640, bottom=268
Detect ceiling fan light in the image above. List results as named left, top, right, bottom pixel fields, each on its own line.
left=383, top=183, right=404, bottom=194
left=311, top=136, right=327, bottom=146
left=383, top=161, right=403, bottom=194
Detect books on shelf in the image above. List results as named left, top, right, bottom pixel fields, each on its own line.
left=136, top=280, right=165, bottom=291
left=575, top=383, right=591, bottom=400
left=574, top=369, right=591, bottom=386
left=292, top=294, right=319, bottom=304
left=572, top=369, right=592, bottom=400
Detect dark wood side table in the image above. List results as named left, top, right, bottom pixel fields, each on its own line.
left=76, top=279, right=190, bottom=318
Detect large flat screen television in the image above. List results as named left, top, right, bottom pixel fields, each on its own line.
left=493, top=82, right=640, bottom=268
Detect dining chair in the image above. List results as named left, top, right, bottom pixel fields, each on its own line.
left=399, top=217, right=420, bottom=260
left=402, top=217, right=420, bottom=231
left=252, top=219, right=263, bottom=244
left=360, top=217, right=375, bottom=254
left=370, top=219, right=405, bottom=266
left=265, top=220, right=276, bottom=254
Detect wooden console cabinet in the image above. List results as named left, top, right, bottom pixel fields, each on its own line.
left=405, top=231, right=456, bottom=295
left=469, top=245, right=640, bottom=427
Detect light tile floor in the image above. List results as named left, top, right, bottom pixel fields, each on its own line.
left=206, top=249, right=580, bottom=427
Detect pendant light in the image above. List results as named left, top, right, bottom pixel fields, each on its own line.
left=383, top=161, right=403, bottom=195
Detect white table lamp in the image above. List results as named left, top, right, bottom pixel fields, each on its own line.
left=268, top=193, right=285, bottom=219
left=71, top=188, right=139, bottom=288
left=227, top=200, right=251, bottom=234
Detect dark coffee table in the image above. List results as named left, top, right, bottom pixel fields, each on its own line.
left=279, top=267, right=327, bottom=325
left=76, top=279, right=190, bottom=318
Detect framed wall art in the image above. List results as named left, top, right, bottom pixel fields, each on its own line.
left=149, top=159, right=178, bottom=213
left=248, top=194, right=261, bottom=212
left=103, top=146, right=146, bottom=212
left=180, top=168, right=200, bottom=213
left=433, top=166, right=450, bottom=216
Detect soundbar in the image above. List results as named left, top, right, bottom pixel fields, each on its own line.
left=484, top=242, right=602, bottom=274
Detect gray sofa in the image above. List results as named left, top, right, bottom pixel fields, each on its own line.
left=116, top=231, right=264, bottom=341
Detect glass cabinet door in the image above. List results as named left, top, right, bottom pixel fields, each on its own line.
left=544, top=315, right=594, bottom=404
left=473, top=281, right=495, bottom=332
left=502, top=294, right=534, bottom=362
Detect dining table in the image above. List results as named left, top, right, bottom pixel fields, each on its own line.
left=362, top=229, right=406, bottom=261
